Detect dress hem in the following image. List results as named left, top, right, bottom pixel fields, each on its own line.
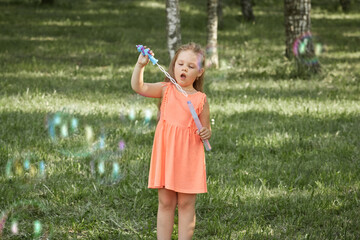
left=148, top=185, right=207, bottom=194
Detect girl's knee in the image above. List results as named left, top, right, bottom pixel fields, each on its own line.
left=177, top=194, right=196, bottom=211
left=158, top=189, right=177, bottom=210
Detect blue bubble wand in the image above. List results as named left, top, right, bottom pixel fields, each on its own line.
left=136, top=44, right=211, bottom=151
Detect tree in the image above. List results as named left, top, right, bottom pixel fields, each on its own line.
left=284, top=0, right=320, bottom=72
left=240, top=0, right=255, bottom=22
left=166, top=0, right=182, bottom=60
left=206, top=0, right=219, bottom=68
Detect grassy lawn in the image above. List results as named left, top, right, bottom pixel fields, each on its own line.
left=0, top=0, right=359, bottom=239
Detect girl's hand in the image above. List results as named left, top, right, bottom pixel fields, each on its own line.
left=197, top=127, right=211, bottom=140
left=136, top=46, right=154, bottom=67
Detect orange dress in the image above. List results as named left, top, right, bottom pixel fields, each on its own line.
left=148, top=82, right=207, bottom=194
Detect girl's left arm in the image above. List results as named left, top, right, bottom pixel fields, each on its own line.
left=198, top=100, right=212, bottom=140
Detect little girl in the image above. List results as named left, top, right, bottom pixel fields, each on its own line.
left=131, top=43, right=211, bottom=240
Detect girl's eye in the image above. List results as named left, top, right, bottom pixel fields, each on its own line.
left=189, top=66, right=194, bottom=69
left=178, top=63, right=183, bottom=66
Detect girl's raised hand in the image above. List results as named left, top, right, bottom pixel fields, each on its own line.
left=137, top=46, right=154, bottom=67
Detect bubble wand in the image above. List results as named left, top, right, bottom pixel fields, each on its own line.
left=136, top=44, right=211, bottom=151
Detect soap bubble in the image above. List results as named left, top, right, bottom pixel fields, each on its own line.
left=128, top=108, right=136, bottom=121
left=89, top=139, right=126, bottom=185
left=144, top=109, right=153, bottom=124
left=293, top=32, right=324, bottom=66
left=11, top=220, right=18, bottom=234
left=118, top=140, right=126, bottom=151
left=46, top=111, right=79, bottom=141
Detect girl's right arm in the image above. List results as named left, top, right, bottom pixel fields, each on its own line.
left=131, top=49, right=164, bottom=98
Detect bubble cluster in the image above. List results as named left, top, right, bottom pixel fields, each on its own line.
left=121, top=107, right=155, bottom=125
left=45, top=112, right=79, bottom=141
left=5, top=152, right=46, bottom=179
left=293, top=32, right=323, bottom=66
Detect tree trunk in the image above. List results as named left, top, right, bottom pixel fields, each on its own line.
left=284, top=0, right=320, bottom=72
left=241, top=0, right=255, bottom=22
left=206, top=0, right=219, bottom=68
left=166, top=0, right=181, bottom=60
left=340, top=0, right=351, bottom=12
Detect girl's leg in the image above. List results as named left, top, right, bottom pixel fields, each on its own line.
left=177, top=193, right=197, bottom=240
left=157, top=188, right=177, bottom=240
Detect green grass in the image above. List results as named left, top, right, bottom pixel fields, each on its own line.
left=0, top=0, right=359, bottom=239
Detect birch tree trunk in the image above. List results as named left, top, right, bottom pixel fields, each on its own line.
left=206, top=0, right=219, bottom=68
left=240, top=0, right=255, bottom=22
left=284, top=0, right=320, bottom=72
left=284, top=0, right=311, bottom=58
left=166, top=0, right=181, bottom=60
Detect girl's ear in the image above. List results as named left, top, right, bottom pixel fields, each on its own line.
left=197, top=68, right=205, bottom=77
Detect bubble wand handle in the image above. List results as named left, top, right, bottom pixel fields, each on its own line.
left=187, top=101, right=212, bottom=151
left=136, top=44, right=158, bottom=65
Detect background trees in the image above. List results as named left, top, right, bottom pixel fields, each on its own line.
left=206, top=0, right=219, bottom=68
left=166, top=0, right=182, bottom=59
left=284, top=0, right=320, bottom=72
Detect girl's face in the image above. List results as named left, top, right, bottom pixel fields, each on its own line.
left=174, top=50, right=204, bottom=89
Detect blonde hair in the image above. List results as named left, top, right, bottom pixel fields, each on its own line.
left=164, top=42, right=206, bottom=92
left=157, top=43, right=206, bottom=114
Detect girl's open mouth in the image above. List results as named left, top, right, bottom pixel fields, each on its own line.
left=180, top=73, right=186, bottom=79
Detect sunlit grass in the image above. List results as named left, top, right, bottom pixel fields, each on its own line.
left=0, top=0, right=359, bottom=239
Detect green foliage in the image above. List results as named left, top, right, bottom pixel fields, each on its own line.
left=0, top=0, right=359, bottom=239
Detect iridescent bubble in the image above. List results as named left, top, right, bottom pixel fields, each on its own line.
left=49, top=123, right=56, bottom=140
left=15, top=161, right=23, bottom=176
left=144, top=109, right=152, bottom=124
left=39, top=161, right=45, bottom=176
left=85, top=125, right=94, bottom=143
left=33, top=220, right=42, bottom=236
left=292, top=32, right=323, bottom=66
left=129, top=108, right=136, bottom=121
left=90, top=149, right=124, bottom=185
left=5, top=160, right=12, bottom=178
left=61, top=123, right=68, bottom=138
left=71, top=118, right=78, bottom=131
left=53, top=113, right=61, bottom=126
left=98, top=161, right=105, bottom=175
left=112, top=162, right=120, bottom=179
left=11, top=220, right=18, bottom=234
left=29, top=165, right=37, bottom=177
left=23, top=158, right=30, bottom=171
left=99, top=133, right=106, bottom=150
left=118, top=140, right=126, bottom=151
